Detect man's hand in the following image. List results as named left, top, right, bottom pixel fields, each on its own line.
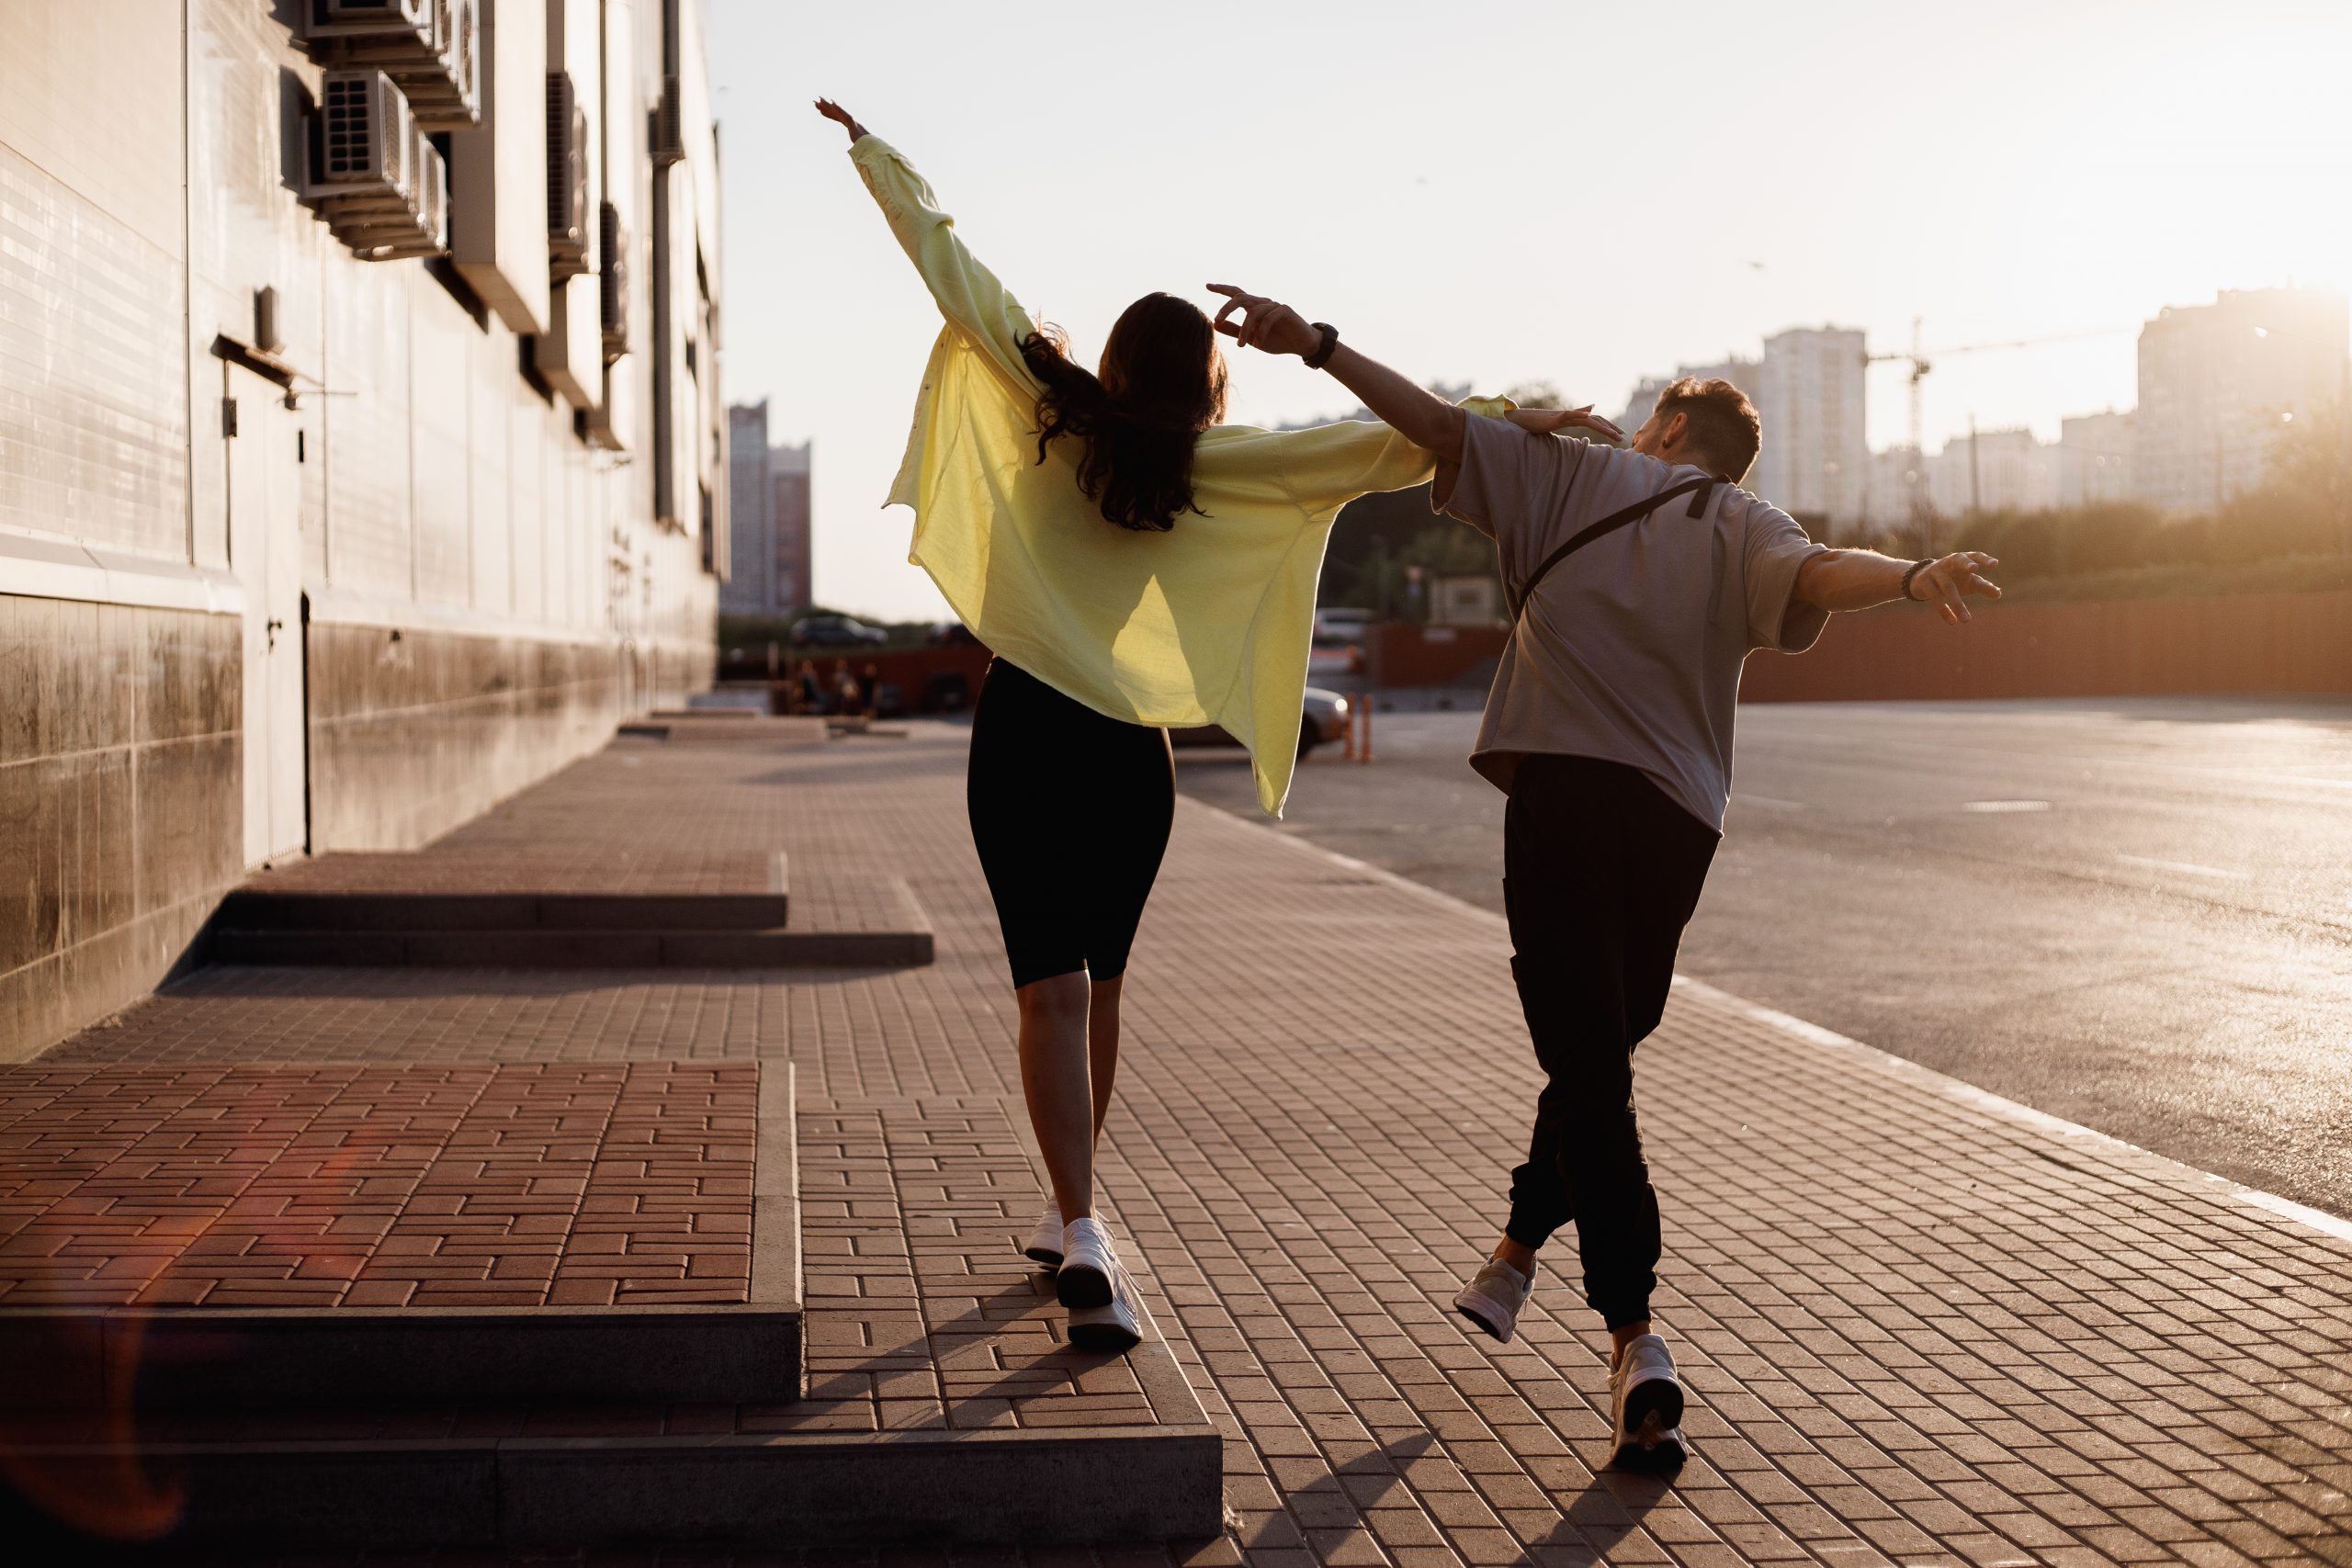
left=814, top=98, right=870, bottom=143
left=1504, top=406, right=1626, bottom=444
left=1205, top=285, right=1321, bottom=358
left=1908, top=551, right=2002, bottom=626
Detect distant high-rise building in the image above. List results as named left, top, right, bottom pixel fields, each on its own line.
left=723, top=401, right=814, bottom=618
left=2134, top=287, right=2349, bottom=513
left=1752, top=327, right=1868, bottom=532
left=2058, top=412, right=2136, bottom=508
left=770, top=443, right=812, bottom=615
left=1615, top=327, right=1867, bottom=534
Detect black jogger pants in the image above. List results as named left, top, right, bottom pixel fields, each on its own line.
left=1500, top=753, right=1719, bottom=1330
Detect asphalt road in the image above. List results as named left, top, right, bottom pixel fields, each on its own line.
left=1174, top=696, right=2352, bottom=1218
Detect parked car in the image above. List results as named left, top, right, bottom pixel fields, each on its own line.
left=1310, top=606, right=1373, bottom=679
left=1170, top=687, right=1352, bottom=760
left=1313, top=606, right=1375, bottom=645
left=791, top=614, right=888, bottom=649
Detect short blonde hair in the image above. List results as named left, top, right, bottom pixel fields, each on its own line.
left=1657, top=377, right=1760, bottom=482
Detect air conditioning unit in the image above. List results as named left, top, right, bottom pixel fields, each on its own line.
left=650, top=74, right=685, bottom=165
left=303, top=0, right=433, bottom=43
left=300, top=69, right=447, bottom=260
left=598, top=201, right=629, bottom=363
left=302, top=0, right=478, bottom=130
left=547, top=73, right=590, bottom=279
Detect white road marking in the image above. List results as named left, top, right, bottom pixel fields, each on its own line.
left=1736, top=795, right=1806, bottom=811
left=1962, top=799, right=2052, bottom=813
left=2116, top=853, right=2250, bottom=881
left=2209, top=768, right=2352, bottom=790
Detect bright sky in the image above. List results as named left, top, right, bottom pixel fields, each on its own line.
left=711, top=0, right=2352, bottom=621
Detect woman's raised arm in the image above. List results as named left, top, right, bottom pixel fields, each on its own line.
left=816, top=99, right=1041, bottom=393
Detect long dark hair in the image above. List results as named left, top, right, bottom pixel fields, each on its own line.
left=1019, top=293, right=1229, bottom=532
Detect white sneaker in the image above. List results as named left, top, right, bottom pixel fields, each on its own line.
left=1022, top=1201, right=1064, bottom=1267
left=1067, top=1259, right=1142, bottom=1354
left=1608, top=1333, right=1688, bottom=1472
left=1056, top=1216, right=1118, bottom=1310
left=1453, top=1257, right=1534, bottom=1344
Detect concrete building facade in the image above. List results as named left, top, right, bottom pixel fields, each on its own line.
left=2059, top=411, right=2137, bottom=508
left=0, top=0, right=728, bottom=1060
left=1928, top=426, right=2056, bottom=518
left=2135, top=288, right=2349, bottom=513
left=1864, top=446, right=1926, bottom=534
left=721, top=400, right=812, bottom=620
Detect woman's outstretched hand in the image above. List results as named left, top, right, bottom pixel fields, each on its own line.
left=814, top=98, right=870, bottom=143
left=1503, top=406, right=1626, bottom=444
left=1206, top=285, right=1321, bottom=358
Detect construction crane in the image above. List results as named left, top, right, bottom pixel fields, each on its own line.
left=1863, top=320, right=2133, bottom=539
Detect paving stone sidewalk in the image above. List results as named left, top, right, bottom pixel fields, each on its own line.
left=26, top=724, right=2352, bottom=1566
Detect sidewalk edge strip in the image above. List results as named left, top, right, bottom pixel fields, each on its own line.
left=1183, top=794, right=2352, bottom=1250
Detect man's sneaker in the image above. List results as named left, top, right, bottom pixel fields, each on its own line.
left=1067, top=1260, right=1142, bottom=1354
left=1056, top=1216, right=1118, bottom=1309
left=1608, top=1333, right=1688, bottom=1472
left=1453, top=1257, right=1534, bottom=1344
left=1022, top=1201, right=1064, bottom=1268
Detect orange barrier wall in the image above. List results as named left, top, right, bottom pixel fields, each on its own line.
left=1366, top=592, right=2352, bottom=702
left=1366, top=624, right=1510, bottom=688
left=1740, top=590, right=2352, bottom=703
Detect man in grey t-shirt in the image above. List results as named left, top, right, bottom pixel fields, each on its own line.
left=1211, top=283, right=2001, bottom=1473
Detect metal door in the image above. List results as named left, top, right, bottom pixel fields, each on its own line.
left=225, top=365, right=309, bottom=866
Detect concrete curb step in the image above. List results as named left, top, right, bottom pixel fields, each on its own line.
left=0, top=1154, right=1227, bottom=1553
left=206, top=923, right=933, bottom=968
left=206, top=872, right=934, bottom=969
left=0, top=1422, right=1224, bottom=1552
left=216, top=849, right=788, bottom=932
left=0, top=1070, right=804, bottom=1413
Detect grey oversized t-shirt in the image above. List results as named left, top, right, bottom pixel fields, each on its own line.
left=1439, top=418, right=1829, bottom=830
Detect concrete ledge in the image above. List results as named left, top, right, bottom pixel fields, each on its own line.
left=0, top=1424, right=1223, bottom=1552
left=206, top=926, right=933, bottom=967
left=0, top=1067, right=803, bottom=1412
left=214, top=889, right=791, bottom=932
left=498, top=1425, right=1225, bottom=1547
left=0, top=1303, right=803, bottom=1412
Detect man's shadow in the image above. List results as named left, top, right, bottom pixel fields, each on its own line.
left=1227, top=1429, right=1674, bottom=1564
left=1512, top=1466, right=1678, bottom=1566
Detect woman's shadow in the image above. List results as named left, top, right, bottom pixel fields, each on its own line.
left=1255, top=1429, right=1676, bottom=1565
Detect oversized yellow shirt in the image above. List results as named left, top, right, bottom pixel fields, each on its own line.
left=853, top=135, right=1453, bottom=814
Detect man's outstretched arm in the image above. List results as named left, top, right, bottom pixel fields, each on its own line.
left=1796, top=548, right=2002, bottom=626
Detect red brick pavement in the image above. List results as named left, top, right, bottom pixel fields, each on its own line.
left=29, top=728, right=2352, bottom=1566
left=0, top=1064, right=753, bottom=1309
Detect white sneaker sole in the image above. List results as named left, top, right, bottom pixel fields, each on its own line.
left=1611, top=1376, right=1688, bottom=1472
left=1067, top=1292, right=1140, bottom=1354
left=1056, top=1259, right=1112, bottom=1309
left=1453, top=1292, right=1515, bottom=1344
left=1021, top=1218, right=1063, bottom=1268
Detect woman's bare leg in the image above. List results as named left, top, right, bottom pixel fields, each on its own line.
left=1017, top=972, right=1095, bottom=1223
left=1087, top=975, right=1124, bottom=1141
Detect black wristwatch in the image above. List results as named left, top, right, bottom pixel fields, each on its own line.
left=1303, top=321, right=1340, bottom=370
left=1899, top=558, right=1934, bottom=602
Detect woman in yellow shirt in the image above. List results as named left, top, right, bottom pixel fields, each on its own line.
left=820, top=99, right=1464, bottom=1351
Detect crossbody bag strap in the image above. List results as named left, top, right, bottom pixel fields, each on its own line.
left=1502, top=476, right=1716, bottom=621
